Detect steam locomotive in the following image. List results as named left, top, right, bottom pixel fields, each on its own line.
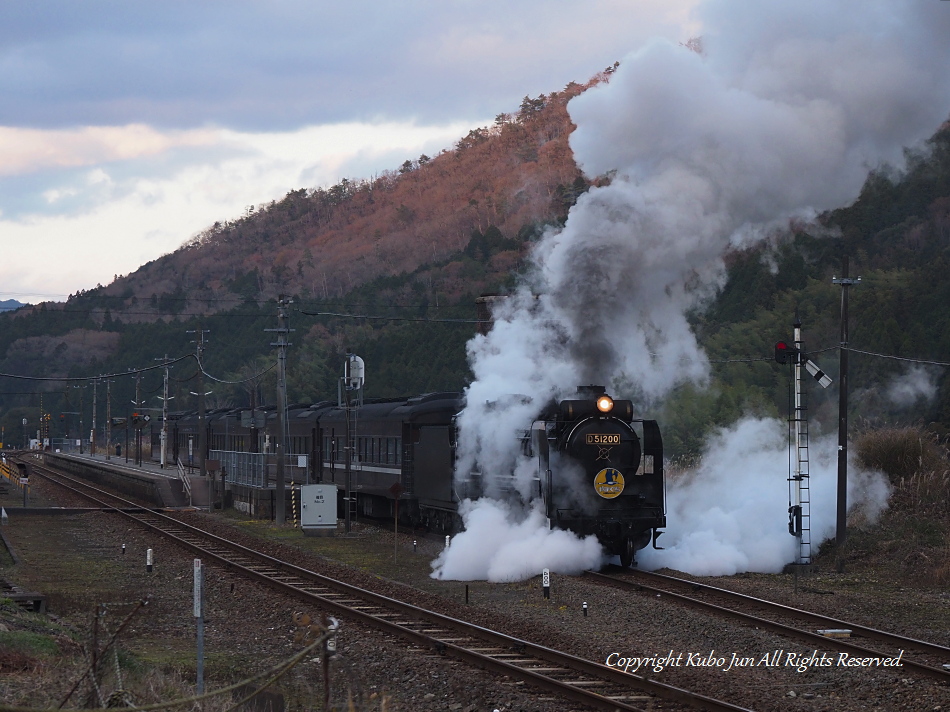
left=154, top=386, right=665, bottom=566
left=531, top=386, right=665, bottom=567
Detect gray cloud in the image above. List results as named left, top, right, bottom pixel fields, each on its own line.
left=0, top=0, right=690, bottom=131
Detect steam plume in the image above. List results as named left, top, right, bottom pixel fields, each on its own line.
left=433, top=1, right=950, bottom=580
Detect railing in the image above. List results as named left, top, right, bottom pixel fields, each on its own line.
left=265, top=453, right=310, bottom=487
left=177, top=459, right=191, bottom=501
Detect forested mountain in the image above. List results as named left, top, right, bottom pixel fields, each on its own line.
left=1, top=64, right=949, bottom=456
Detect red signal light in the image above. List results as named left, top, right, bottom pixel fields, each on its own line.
left=774, top=341, right=800, bottom=364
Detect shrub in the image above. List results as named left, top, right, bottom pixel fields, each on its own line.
left=853, top=425, right=948, bottom=482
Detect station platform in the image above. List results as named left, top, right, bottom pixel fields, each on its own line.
left=3, top=450, right=288, bottom=520
left=37, top=452, right=206, bottom=509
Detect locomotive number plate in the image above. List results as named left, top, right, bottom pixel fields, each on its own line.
left=586, top=434, right=620, bottom=445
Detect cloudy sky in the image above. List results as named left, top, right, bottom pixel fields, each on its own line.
left=0, top=0, right=698, bottom=303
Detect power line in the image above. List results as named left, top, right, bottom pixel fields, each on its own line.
left=844, top=347, right=950, bottom=367
left=0, top=355, right=194, bottom=383
left=197, top=355, right=277, bottom=384
left=708, top=346, right=950, bottom=367
left=295, top=308, right=487, bottom=324
left=708, top=356, right=773, bottom=364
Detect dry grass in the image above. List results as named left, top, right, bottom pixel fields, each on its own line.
left=0, top=595, right=398, bottom=711
left=853, top=424, right=949, bottom=482
left=854, top=425, right=950, bottom=517
left=848, top=425, right=950, bottom=585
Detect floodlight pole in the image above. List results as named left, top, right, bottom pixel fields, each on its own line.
left=832, top=256, right=860, bottom=568
left=340, top=354, right=364, bottom=535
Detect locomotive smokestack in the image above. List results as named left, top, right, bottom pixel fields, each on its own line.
left=576, top=385, right=606, bottom=396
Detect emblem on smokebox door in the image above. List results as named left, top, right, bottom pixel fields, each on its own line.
left=593, top=467, right=625, bottom=499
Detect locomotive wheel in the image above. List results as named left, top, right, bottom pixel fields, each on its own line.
left=619, top=536, right=636, bottom=568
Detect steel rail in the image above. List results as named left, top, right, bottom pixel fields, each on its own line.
left=625, top=569, right=950, bottom=659
left=25, top=457, right=752, bottom=712
left=585, top=570, right=950, bottom=683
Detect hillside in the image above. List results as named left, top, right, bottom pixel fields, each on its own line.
left=0, top=74, right=949, bottom=456
left=79, top=76, right=611, bottom=320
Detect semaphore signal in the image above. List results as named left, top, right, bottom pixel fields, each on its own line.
left=774, top=341, right=833, bottom=389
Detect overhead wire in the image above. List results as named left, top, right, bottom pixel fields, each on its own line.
left=295, top=307, right=487, bottom=324
left=0, top=354, right=195, bottom=383
left=844, top=346, right=950, bottom=367
left=197, top=355, right=277, bottom=384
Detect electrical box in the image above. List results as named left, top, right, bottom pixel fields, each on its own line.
left=300, top=484, right=337, bottom=536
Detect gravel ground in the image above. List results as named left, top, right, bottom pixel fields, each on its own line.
left=2, top=474, right=949, bottom=712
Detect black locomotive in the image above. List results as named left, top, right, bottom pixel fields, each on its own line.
left=154, top=385, right=665, bottom=567
left=531, top=386, right=665, bottom=567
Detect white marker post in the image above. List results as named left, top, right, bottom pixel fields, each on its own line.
left=194, top=559, right=204, bottom=694
left=146, top=548, right=153, bottom=572
left=542, top=568, right=550, bottom=599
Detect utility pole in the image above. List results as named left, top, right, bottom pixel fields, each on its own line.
left=155, top=356, right=173, bottom=468
left=73, top=384, right=85, bottom=454
left=832, top=257, right=861, bottom=569
left=105, top=379, right=113, bottom=460
left=266, top=296, right=293, bottom=525
left=131, top=369, right=142, bottom=465
left=187, top=329, right=211, bottom=479
left=91, top=378, right=99, bottom=456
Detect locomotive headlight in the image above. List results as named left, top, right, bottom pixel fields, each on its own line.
left=596, top=395, right=614, bottom=413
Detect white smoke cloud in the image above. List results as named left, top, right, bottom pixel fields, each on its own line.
left=431, top=499, right=604, bottom=582
left=886, top=365, right=939, bottom=408
left=439, top=1, right=950, bottom=580
left=637, top=417, right=891, bottom=575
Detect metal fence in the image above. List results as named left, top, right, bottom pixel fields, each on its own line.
left=212, top=450, right=309, bottom=489
left=212, top=450, right=267, bottom=488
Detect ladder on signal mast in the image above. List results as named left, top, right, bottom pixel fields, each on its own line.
left=789, top=338, right=811, bottom=565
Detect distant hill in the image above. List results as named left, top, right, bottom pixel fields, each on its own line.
left=0, top=299, right=25, bottom=312
left=82, top=73, right=613, bottom=321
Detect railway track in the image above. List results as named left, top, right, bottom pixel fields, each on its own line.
left=21, top=456, right=752, bottom=712
left=585, top=568, right=950, bottom=682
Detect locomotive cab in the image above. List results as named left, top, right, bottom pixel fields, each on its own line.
left=536, top=386, right=665, bottom=568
